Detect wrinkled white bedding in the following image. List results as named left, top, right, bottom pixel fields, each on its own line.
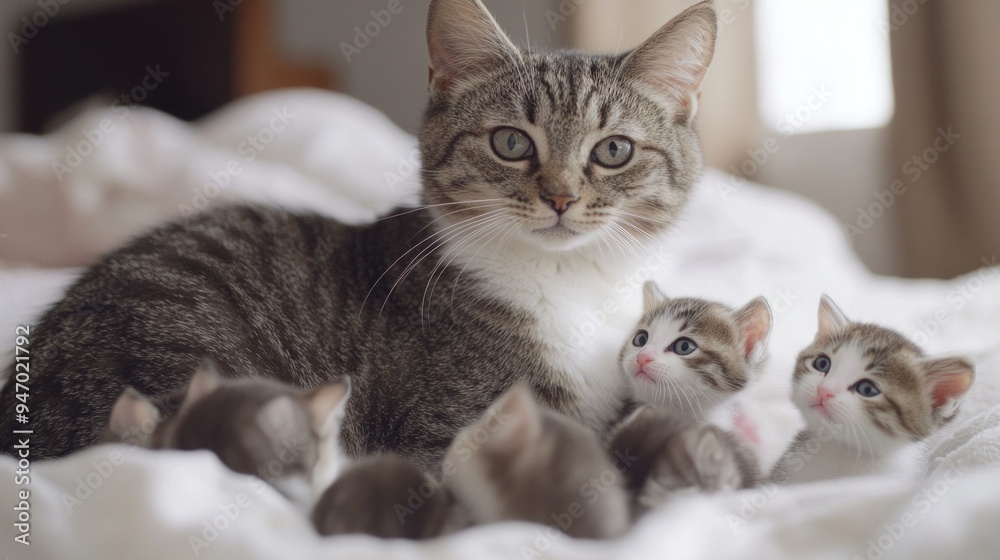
left=1, top=90, right=998, bottom=560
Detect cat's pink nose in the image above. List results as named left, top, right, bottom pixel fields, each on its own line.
left=637, top=354, right=654, bottom=367
left=816, top=387, right=835, bottom=404
left=541, top=193, right=579, bottom=215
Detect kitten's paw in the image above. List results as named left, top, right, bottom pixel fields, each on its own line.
left=683, top=425, right=744, bottom=492
left=648, top=425, right=744, bottom=495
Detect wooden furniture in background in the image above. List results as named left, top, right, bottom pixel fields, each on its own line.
left=16, top=0, right=334, bottom=133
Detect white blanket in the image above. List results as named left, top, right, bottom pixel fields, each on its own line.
left=1, top=90, right=998, bottom=560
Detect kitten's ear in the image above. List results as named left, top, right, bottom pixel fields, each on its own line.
left=642, top=281, right=668, bottom=316
left=426, top=0, right=518, bottom=93
left=817, top=295, right=850, bottom=340
left=108, top=388, right=160, bottom=446
left=183, top=363, right=222, bottom=408
left=621, top=0, right=717, bottom=116
left=488, top=384, right=543, bottom=455
left=922, top=357, right=975, bottom=414
left=734, top=297, right=773, bottom=363
left=307, top=376, right=352, bottom=437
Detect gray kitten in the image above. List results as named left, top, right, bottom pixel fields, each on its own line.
left=607, top=406, right=752, bottom=516
left=621, top=281, right=772, bottom=426
left=769, top=296, right=975, bottom=483
left=312, top=454, right=462, bottom=540
left=445, top=384, right=630, bottom=539
left=1, top=0, right=718, bottom=468
left=106, top=365, right=351, bottom=508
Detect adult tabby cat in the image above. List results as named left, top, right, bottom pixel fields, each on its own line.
left=0, top=0, right=718, bottom=467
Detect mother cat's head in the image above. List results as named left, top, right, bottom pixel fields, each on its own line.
left=420, top=0, right=717, bottom=254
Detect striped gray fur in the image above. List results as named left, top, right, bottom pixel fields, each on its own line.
left=607, top=406, right=753, bottom=517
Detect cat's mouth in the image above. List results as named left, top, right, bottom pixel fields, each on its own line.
left=635, top=370, right=656, bottom=383
left=532, top=224, right=578, bottom=238
left=810, top=402, right=834, bottom=420
left=632, top=364, right=657, bottom=383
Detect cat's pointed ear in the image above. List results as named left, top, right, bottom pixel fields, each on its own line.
left=307, top=376, right=352, bottom=437
left=922, top=357, right=975, bottom=416
left=108, top=388, right=160, bottom=446
left=643, top=281, right=668, bottom=316
left=427, top=0, right=519, bottom=93
left=734, top=296, right=772, bottom=363
left=489, top=384, right=543, bottom=454
left=621, top=0, right=717, bottom=116
left=817, top=295, right=850, bottom=340
left=183, top=363, right=222, bottom=408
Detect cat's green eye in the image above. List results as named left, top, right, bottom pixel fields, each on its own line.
left=854, top=379, right=881, bottom=398
left=491, top=128, right=535, bottom=161
left=591, top=136, right=634, bottom=168
left=632, top=330, right=648, bottom=347
left=813, top=355, right=831, bottom=374
left=671, top=337, right=698, bottom=356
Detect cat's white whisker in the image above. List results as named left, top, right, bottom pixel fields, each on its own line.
left=450, top=220, right=522, bottom=312
left=361, top=206, right=509, bottom=314
left=422, top=214, right=511, bottom=320
left=381, top=209, right=510, bottom=314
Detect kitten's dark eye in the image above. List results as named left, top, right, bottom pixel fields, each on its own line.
left=491, top=128, right=535, bottom=161
left=632, top=330, right=648, bottom=347
left=813, top=355, right=832, bottom=374
left=591, top=136, right=634, bottom=168
left=854, top=379, right=881, bottom=398
left=671, top=337, right=698, bottom=356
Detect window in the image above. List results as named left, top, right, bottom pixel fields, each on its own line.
left=755, top=0, right=895, bottom=134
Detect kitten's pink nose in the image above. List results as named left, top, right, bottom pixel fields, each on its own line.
left=637, top=354, right=654, bottom=367
left=816, top=387, right=836, bottom=404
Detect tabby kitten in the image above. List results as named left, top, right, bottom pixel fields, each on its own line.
left=1, top=0, right=718, bottom=467
left=106, top=365, right=351, bottom=508
left=445, top=384, right=629, bottom=539
left=770, top=296, right=975, bottom=484
left=607, top=405, right=751, bottom=516
left=621, top=281, right=772, bottom=426
left=312, top=454, right=461, bottom=540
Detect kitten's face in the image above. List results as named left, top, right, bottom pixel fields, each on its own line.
left=792, top=297, right=975, bottom=454
left=107, top=367, right=351, bottom=506
left=622, top=284, right=771, bottom=422
left=420, top=0, right=717, bottom=253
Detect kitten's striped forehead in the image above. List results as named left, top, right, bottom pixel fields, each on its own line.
left=814, top=324, right=924, bottom=386
left=645, top=298, right=738, bottom=347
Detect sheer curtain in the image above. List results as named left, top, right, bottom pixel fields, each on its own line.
left=888, top=0, right=1000, bottom=278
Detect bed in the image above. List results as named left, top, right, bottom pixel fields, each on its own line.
left=1, top=89, right=998, bottom=559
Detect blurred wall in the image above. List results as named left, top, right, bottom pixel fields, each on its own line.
left=275, top=0, right=561, bottom=134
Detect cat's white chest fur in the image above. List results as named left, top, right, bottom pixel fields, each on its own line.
left=463, top=245, right=651, bottom=432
